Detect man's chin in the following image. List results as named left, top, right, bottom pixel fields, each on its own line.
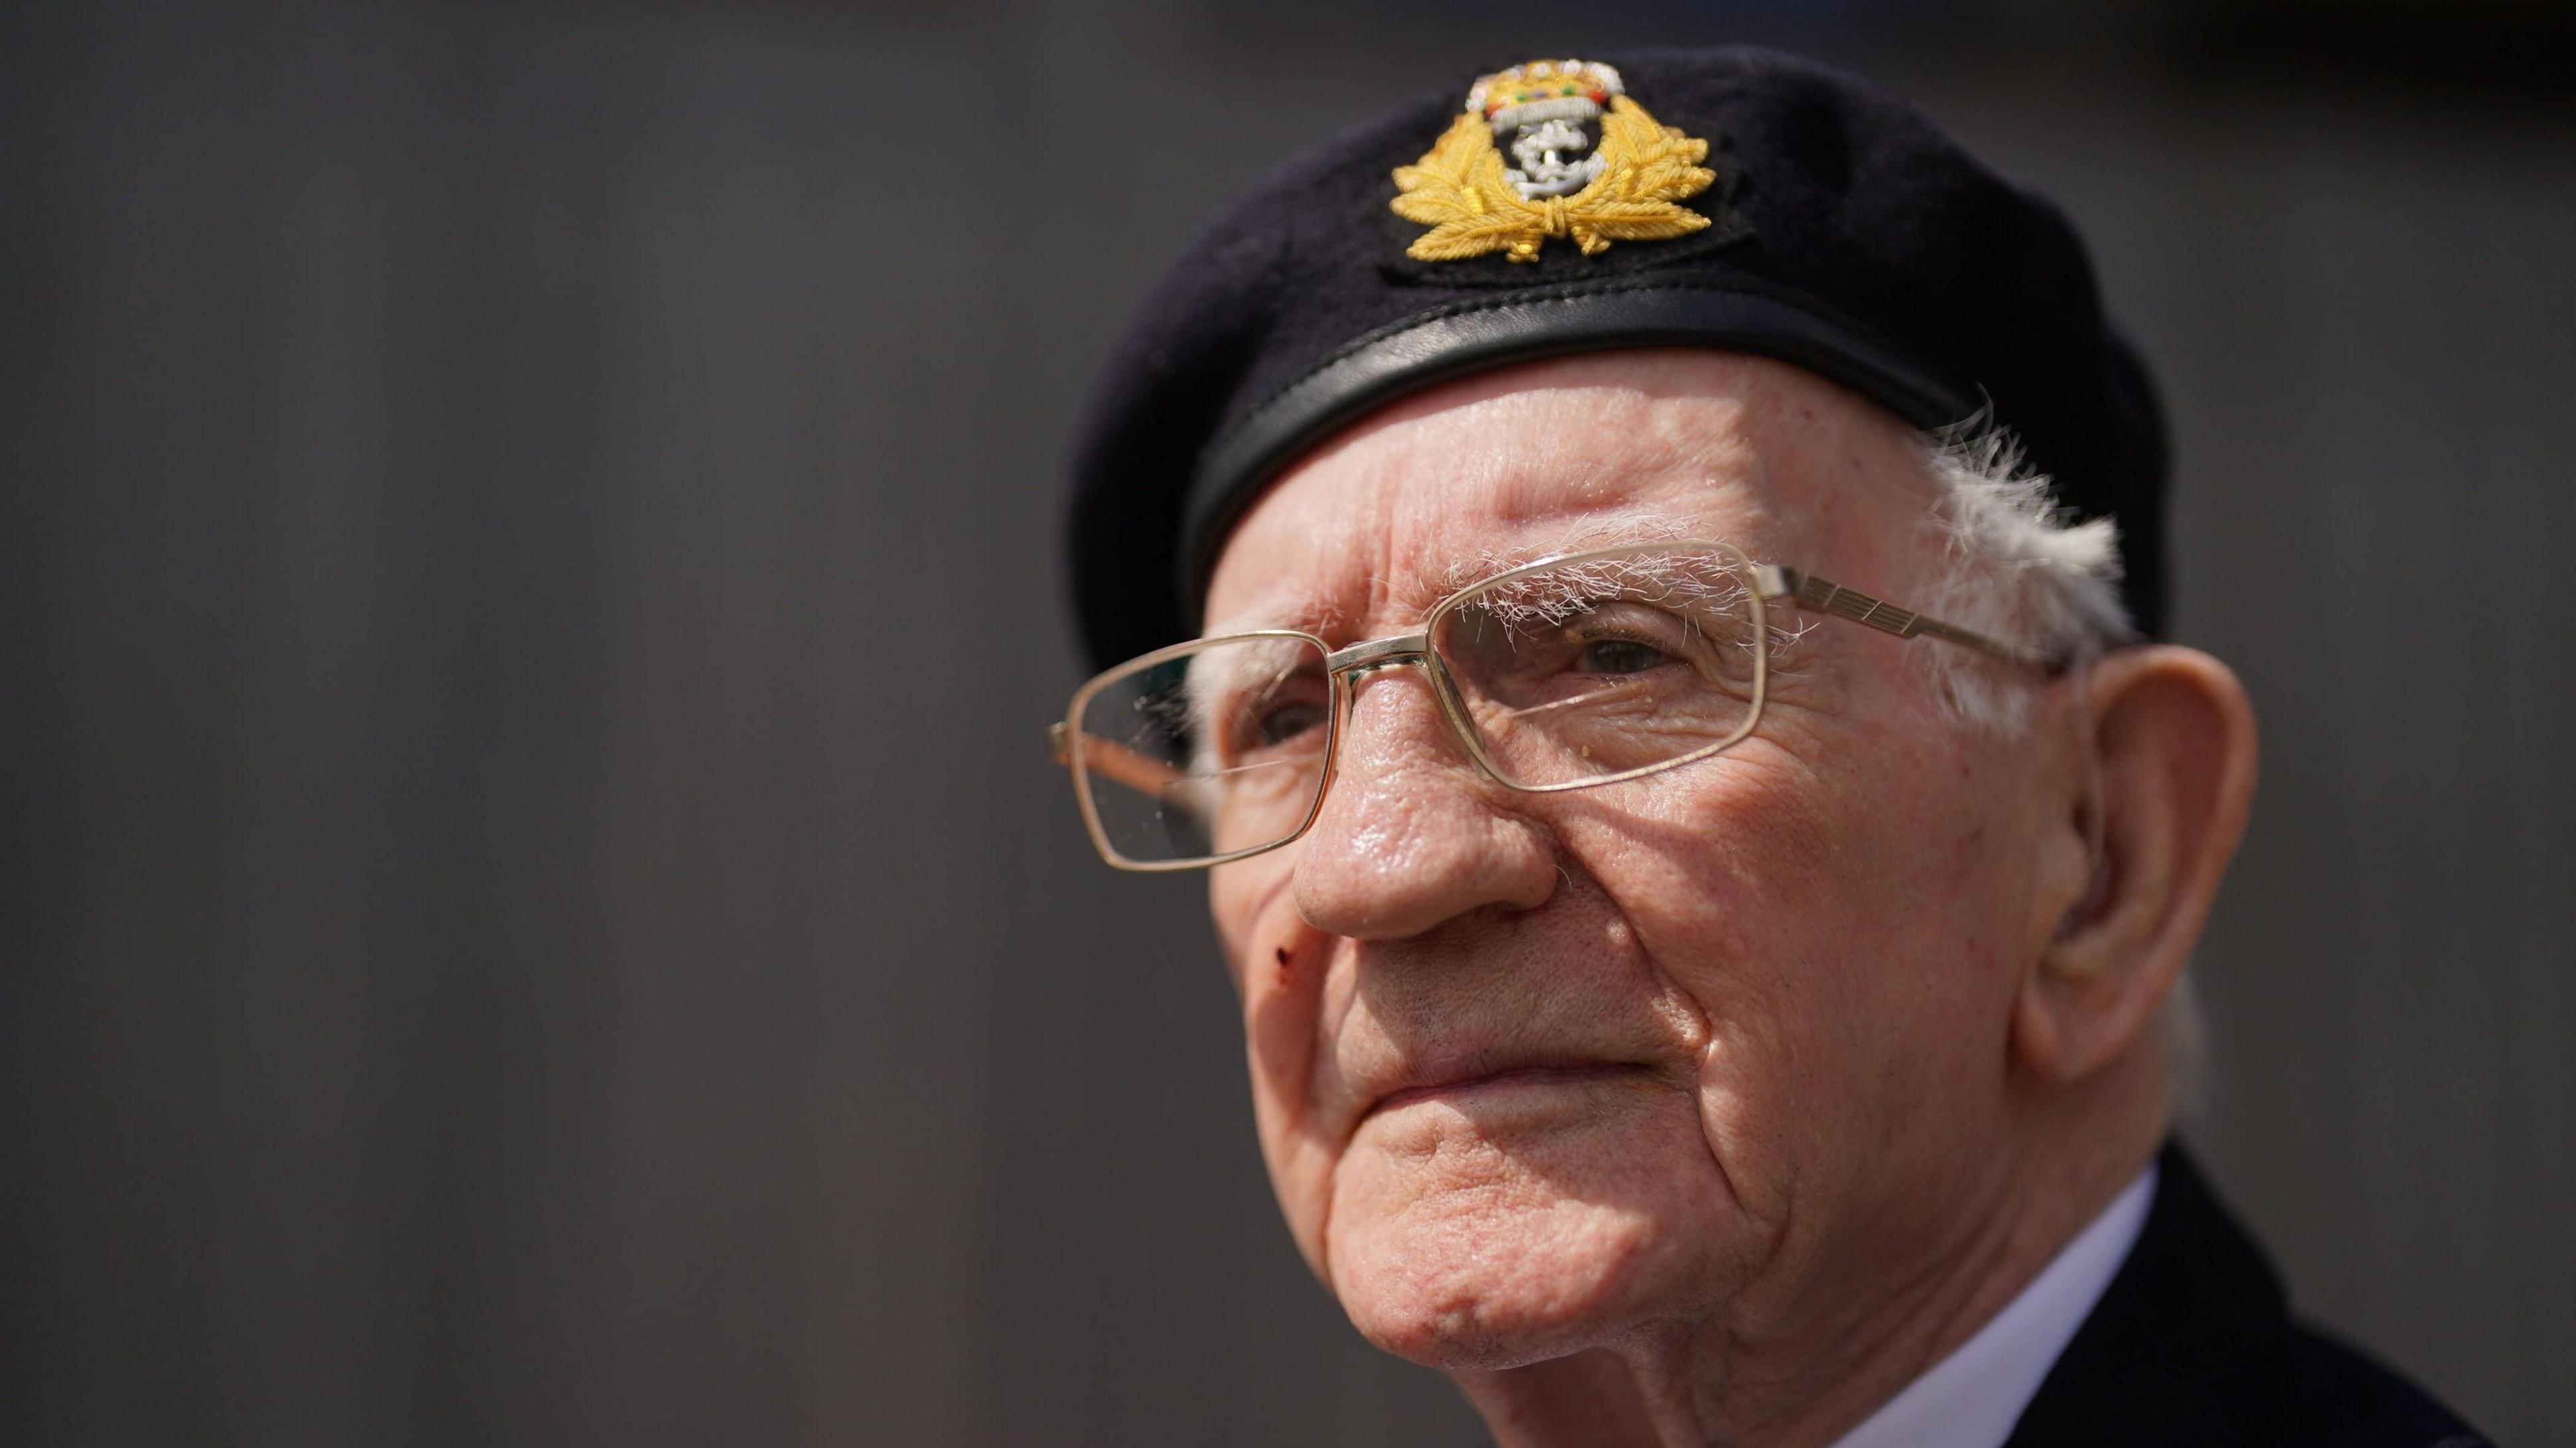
left=1322, top=1091, right=1723, bottom=1370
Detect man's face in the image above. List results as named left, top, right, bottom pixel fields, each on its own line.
left=1198, top=351, right=2076, bottom=1370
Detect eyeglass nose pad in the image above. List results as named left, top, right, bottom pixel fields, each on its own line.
left=1336, top=653, right=1421, bottom=704
left=1328, top=653, right=1503, bottom=790
left=1324, top=632, right=1436, bottom=726
left=1330, top=663, right=1385, bottom=738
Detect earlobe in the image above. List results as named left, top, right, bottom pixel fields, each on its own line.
left=2017, top=646, right=2258, bottom=1083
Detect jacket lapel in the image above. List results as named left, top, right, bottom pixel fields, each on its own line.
left=2002, top=1144, right=2290, bottom=1447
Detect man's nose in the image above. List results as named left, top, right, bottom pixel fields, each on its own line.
left=1292, top=667, right=1558, bottom=940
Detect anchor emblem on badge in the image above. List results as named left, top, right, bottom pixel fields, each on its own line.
left=1391, top=59, right=1718, bottom=264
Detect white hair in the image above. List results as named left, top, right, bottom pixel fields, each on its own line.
left=2161, top=972, right=2212, bottom=1123
left=1908, top=417, right=2210, bottom=1109
left=1911, top=417, right=2133, bottom=734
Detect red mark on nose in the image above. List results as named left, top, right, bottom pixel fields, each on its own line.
left=1275, top=945, right=1294, bottom=981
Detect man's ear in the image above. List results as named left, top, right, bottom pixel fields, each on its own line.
left=2015, top=646, right=2259, bottom=1084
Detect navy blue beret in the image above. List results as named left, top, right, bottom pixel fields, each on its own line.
left=1065, top=46, right=2167, bottom=670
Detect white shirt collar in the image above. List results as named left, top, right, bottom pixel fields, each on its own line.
left=1826, top=1164, right=2157, bottom=1448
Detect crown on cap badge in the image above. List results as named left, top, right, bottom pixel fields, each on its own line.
left=1392, top=60, right=1717, bottom=264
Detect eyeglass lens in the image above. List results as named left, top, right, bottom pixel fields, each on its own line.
left=1071, top=545, right=1764, bottom=867
left=1432, top=544, right=1764, bottom=787
left=1074, top=634, right=1334, bottom=867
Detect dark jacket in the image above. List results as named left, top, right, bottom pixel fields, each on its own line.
left=2003, top=1144, right=2488, bottom=1447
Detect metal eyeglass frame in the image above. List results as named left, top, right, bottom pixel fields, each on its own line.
left=1049, top=538, right=2053, bottom=872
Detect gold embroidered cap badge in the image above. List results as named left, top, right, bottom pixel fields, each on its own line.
left=1392, top=59, right=1717, bottom=264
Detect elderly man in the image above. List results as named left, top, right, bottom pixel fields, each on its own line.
left=1051, top=48, right=2483, bottom=1448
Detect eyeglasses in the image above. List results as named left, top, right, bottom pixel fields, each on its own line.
left=1049, top=539, right=2049, bottom=871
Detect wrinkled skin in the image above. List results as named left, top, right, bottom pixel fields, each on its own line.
left=1197, top=352, right=2257, bottom=1447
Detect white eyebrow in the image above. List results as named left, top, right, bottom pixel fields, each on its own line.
left=1202, top=586, right=1334, bottom=638
left=1203, top=512, right=1714, bottom=637
left=1430, top=513, right=1700, bottom=597
left=1181, top=635, right=1261, bottom=720
left=1451, top=551, right=1762, bottom=665
left=1177, top=634, right=1323, bottom=769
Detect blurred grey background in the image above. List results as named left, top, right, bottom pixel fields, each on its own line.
left=6, top=1, right=2571, bottom=1444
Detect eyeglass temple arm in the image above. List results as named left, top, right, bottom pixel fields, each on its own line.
left=1046, top=722, right=1189, bottom=794
left=1753, top=565, right=2059, bottom=672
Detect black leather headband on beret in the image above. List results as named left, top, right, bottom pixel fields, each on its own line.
left=1065, top=46, right=2168, bottom=670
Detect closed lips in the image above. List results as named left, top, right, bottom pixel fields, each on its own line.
left=1367, top=1062, right=1653, bottom=1116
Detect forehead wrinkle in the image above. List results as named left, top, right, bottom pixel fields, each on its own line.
left=1422, top=389, right=1752, bottom=518
left=1203, top=357, right=1827, bottom=639
left=1210, top=459, right=1778, bottom=640
left=1421, top=502, right=1735, bottom=598
left=1373, top=443, right=1770, bottom=616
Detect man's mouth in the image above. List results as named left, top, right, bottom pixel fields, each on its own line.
left=1367, top=1062, right=1652, bottom=1117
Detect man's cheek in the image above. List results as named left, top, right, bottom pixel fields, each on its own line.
left=1588, top=763, right=1833, bottom=983
left=1244, top=939, right=1323, bottom=1103
left=1234, top=892, right=1340, bottom=1165
left=1241, top=932, right=1342, bottom=1280
left=1576, top=748, right=1872, bottom=1227
left=1209, top=871, right=1265, bottom=995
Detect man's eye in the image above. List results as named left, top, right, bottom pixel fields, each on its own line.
left=1574, top=637, right=1672, bottom=675
left=1251, top=700, right=1328, bottom=746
